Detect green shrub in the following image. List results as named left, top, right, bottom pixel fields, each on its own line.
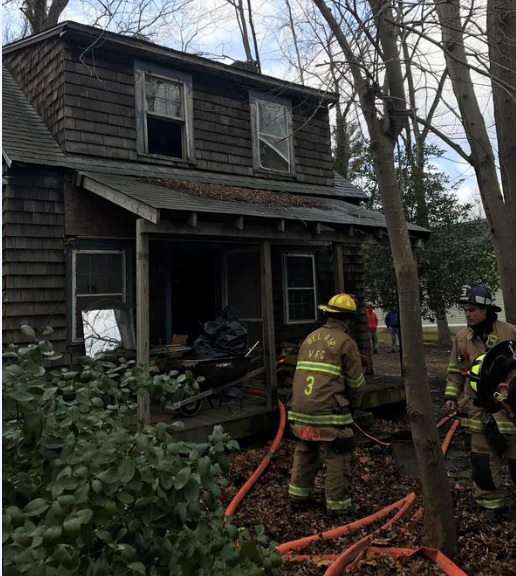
left=2, top=326, right=282, bottom=575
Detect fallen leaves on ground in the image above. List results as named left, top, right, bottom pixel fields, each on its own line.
left=221, top=345, right=515, bottom=576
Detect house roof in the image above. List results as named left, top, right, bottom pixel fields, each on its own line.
left=334, top=171, right=368, bottom=201
left=2, top=64, right=67, bottom=167
left=3, top=21, right=339, bottom=105
left=2, top=55, right=430, bottom=242
left=1, top=63, right=361, bottom=201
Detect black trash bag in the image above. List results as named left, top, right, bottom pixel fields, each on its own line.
left=192, top=306, right=248, bottom=358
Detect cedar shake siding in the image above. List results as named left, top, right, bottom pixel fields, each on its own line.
left=4, top=36, right=334, bottom=186
left=2, top=166, right=67, bottom=354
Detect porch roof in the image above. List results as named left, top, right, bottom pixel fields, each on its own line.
left=76, top=170, right=430, bottom=240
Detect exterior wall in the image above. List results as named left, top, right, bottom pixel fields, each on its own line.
left=63, top=177, right=136, bottom=238
left=62, top=49, right=138, bottom=161
left=6, top=37, right=334, bottom=187
left=61, top=44, right=334, bottom=185
left=2, top=166, right=67, bottom=358
left=271, top=243, right=367, bottom=355
left=341, top=243, right=370, bottom=357
left=3, top=39, right=66, bottom=147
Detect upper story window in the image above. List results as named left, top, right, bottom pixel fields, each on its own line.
left=135, top=62, right=195, bottom=160
left=283, top=253, right=317, bottom=324
left=250, top=91, right=294, bottom=174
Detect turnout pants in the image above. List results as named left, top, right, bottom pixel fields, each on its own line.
left=288, top=439, right=353, bottom=512
left=471, top=431, right=516, bottom=510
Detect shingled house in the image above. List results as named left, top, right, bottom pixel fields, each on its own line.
left=2, top=22, right=429, bottom=420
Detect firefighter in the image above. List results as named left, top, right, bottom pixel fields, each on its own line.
left=288, top=293, right=365, bottom=516
left=444, top=284, right=516, bottom=518
left=467, top=340, right=516, bottom=519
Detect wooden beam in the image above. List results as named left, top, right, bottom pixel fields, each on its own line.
left=260, top=240, right=277, bottom=410
left=314, top=222, right=321, bottom=235
left=139, top=218, right=371, bottom=244
left=233, top=215, right=244, bottom=230
left=277, top=219, right=285, bottom=232
left=136, top=218, right=150, bottom=365
left=188, top=212, right=198, bottom=226
left=332, top=242, right=345, bottom=293
left=136, top=218, right=150, bottom=427
left=77, top=173, right=160, bottom=224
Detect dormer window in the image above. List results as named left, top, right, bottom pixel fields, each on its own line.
left=135, top=62, right=195, bottom=160
left=250, top=91, right=294, bottom=174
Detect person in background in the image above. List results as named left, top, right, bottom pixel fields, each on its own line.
left=385, top=308, right=399, bottom=353
left=288, top=293, right=365, bottom=517
left=366, top=303, right=379, bottom=354
left=444, top=284, right=516, bottom=520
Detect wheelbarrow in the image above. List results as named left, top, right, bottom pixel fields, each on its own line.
left=168, top=343, right=263, bottom=417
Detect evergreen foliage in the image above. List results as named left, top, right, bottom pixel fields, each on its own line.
left=2, top=326, right=282, bottom=575
left=334, top=138, right=500, bottom=316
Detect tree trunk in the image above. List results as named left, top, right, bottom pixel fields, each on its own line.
left=487, top=0, right=516, bottom=324
left=435, top=0, right=516, bottom=324
left=371, top=133, right=458, bottom=557
left=436, top=313, right=452, bottom=349
left=22, top=0, right=69, bottom=34
left=313, top=0, right=458, bottom=557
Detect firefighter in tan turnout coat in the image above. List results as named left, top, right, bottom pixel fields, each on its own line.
left=288, top=293, right=365, bottom=515
left=444, top=284, right=516, bottom=518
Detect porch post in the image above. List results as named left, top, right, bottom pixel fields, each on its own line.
left=136, top=219, right=151, bottom=427
left=260, top=240, right=277, bottom=410
left=136, top=218, right=150, bottom=365
left=333, top=242, right=345, bottom=292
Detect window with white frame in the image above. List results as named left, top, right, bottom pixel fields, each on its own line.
left=135, top=63, right=194, bottom=160
left=72, top=250, right=126, bottom=341
left=250, top=91, right=294, bottom=173
left=283, top=253, right=317, bottom=323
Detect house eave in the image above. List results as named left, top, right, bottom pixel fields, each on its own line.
left=3, top=21, right=339, bottom=105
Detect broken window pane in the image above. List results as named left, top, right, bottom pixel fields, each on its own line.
left=254, top=98, right=293, bottom=173
left=146, top=78, right=183, bottom=118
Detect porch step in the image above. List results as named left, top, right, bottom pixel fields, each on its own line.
left=362, top=375, right=406, bottom=409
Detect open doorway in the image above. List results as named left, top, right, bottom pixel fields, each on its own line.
left=149, top=240, right=219, bottom=346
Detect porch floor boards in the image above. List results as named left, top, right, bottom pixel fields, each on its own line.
left=149, top=373, right=405, bottom=443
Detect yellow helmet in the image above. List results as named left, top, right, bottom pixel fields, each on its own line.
left=468, top=353, right=487, bottom=392
left=318, top=293, right=357, bottom=314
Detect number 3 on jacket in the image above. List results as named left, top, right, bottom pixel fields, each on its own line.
left=304, top=375, right=315, bottom=396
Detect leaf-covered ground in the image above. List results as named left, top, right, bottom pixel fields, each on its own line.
left=220, top=344, right=516, bottom=576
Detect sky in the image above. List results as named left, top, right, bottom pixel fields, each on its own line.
left=1, top=0, right=491, bottom=208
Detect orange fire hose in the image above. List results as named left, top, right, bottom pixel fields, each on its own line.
left=223, top=390, right=465, bottom=575
left=224, top=388, right=286, bottom=520
left=277, top=493, right=416, bottom=556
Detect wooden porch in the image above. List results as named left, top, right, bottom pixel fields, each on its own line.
left=154, top=372, right=406, bottom=444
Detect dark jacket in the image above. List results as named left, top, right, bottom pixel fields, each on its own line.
left=385, top=311, right=399, bottom=329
